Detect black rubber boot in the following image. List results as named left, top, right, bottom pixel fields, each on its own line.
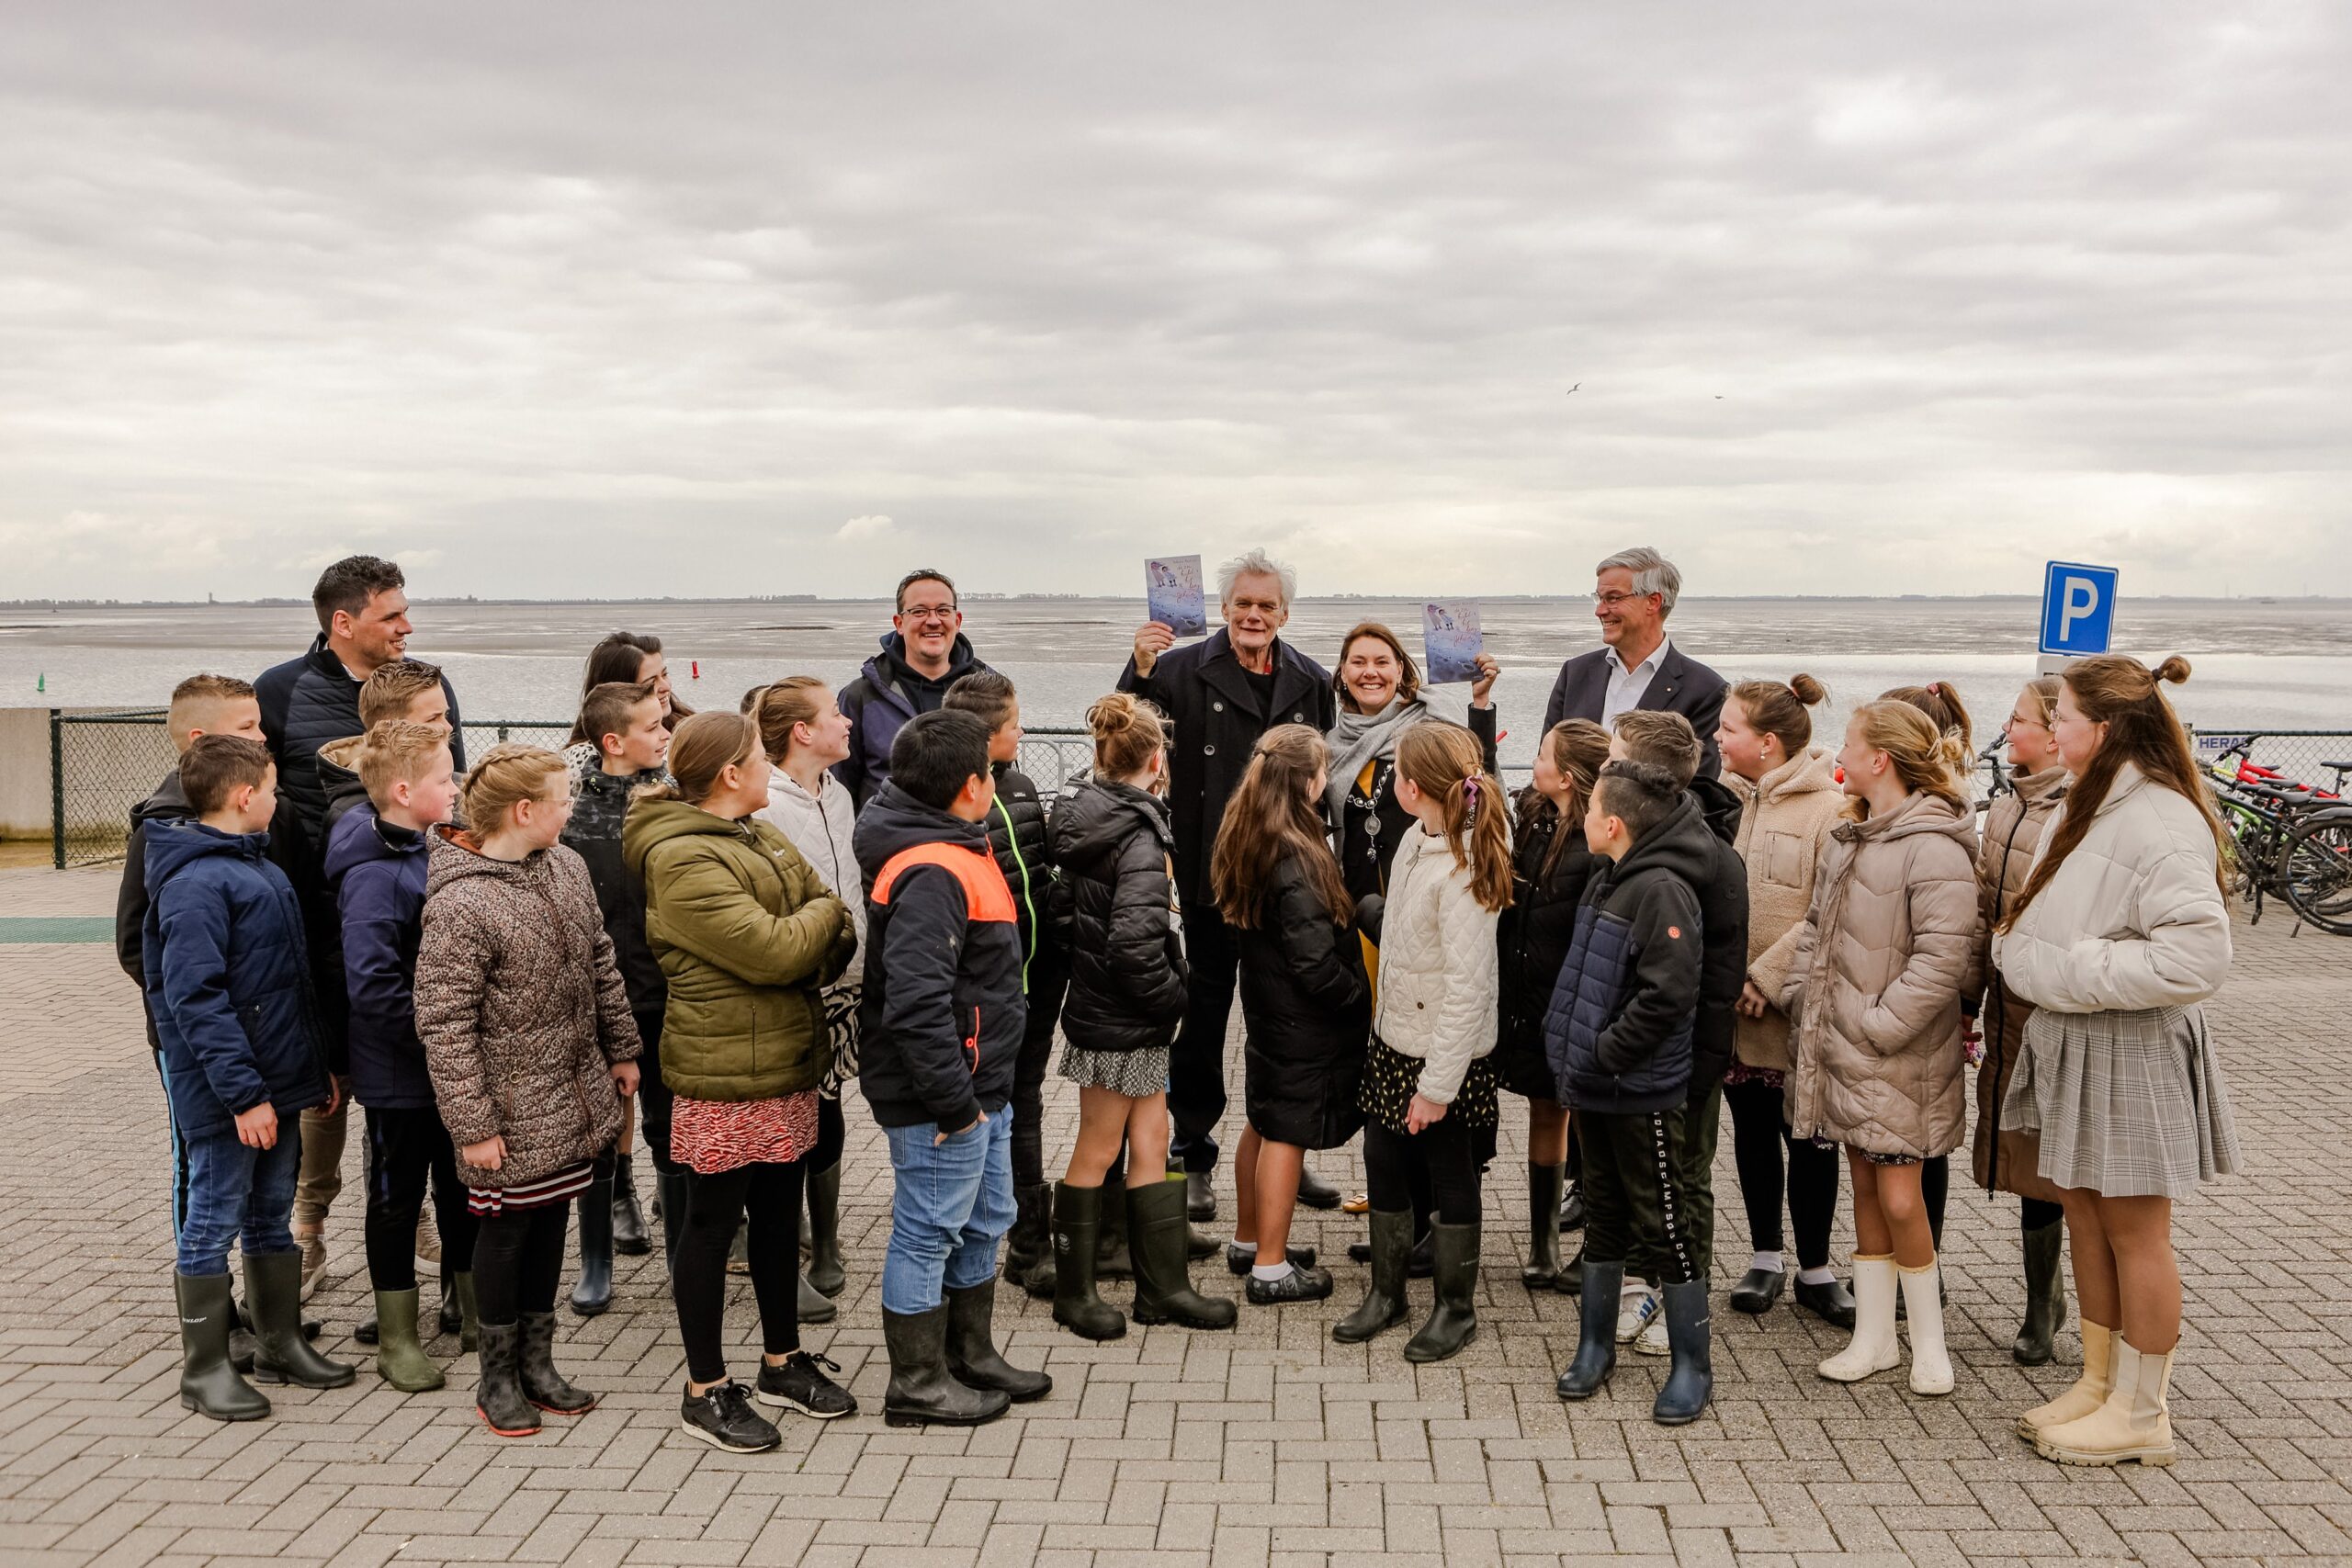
left=805, top=1158, right=845, bottom=1297
left=656, top=1172, right=693, bottom=1281
left=2014, top=1220, right=2068, bottom=1367
left=1653, top=1280, right=1713, bottom=1425
left=246, top=1251, right=355, bottom=1389
left=474, top=1322, right=539, bottom=1437
left=1006, top=1182, right=1056, bottom=1299
left=798, top=1269, right=838, bottom=1325
left=1129, top=1178, right=1237, bottom=1329
left=569, top=1172, right=615, bottom=1316
left=1346, top=1224, right=1436, bottom=1277
left=1556, top=1260, right=1622, bottom=1399
left=882, top=1304, right=1011, bottom=1428
left=1050, top=1182, right=1126, bottom=1341
left=611, top=1152, right=650, bottom=1257
left=1521, top=1163, right=1566, bottom=1288
left=1403, top=1220, right=1479, bottom=1363
left=1096, top=1168, right=1132, bottom=1279
left=944, top=1280, right=1053, bottom=1402
left=452, top=1270, right=480, bottom=1351
left=437, top=1271, right=463, bottom=1338
left=1295, top=1164, right=1342, bottom=1211
left=517, top=1311, right=596, bottom=1415
left=1554, top=1243, right=1585, bottom=1296
left=1332, top=1209, right=1413, bottom=1344
left=176, top=1272, right=270, bottom=1421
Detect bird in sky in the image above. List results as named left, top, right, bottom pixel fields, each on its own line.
left=1566, top=382, right=1579, bottom=394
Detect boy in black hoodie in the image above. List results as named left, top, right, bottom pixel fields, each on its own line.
left=1544, top=760, right=1714, bottom=1425
left=1609, top=711, right=1750, bottom=1348
left=854, top=709, right=1048, bottom=1429
left=941, top=671, right=1070, bottom=1296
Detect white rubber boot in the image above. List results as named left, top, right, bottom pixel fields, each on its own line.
left=1899, top=1258, right=1953, bottom=1396
left=1816, top=1255, right=1900, bottom=1383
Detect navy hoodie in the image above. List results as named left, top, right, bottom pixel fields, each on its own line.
left=142, top=818, right=332, bottom=1140
left=833, top=633, right=993, bottom=809
left=1543, top=794, right=1713, bottom=1115
left=853, top=783, right=1026, bottom=1133
left=322, top=802, right=435, bottom=1109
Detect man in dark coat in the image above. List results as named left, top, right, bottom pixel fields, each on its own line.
left=1118, top=548, right=1339, bottom=1215
left=253, top=554, right=465, bottom=1298
left=1542, top=547, right=1728, bottom=781
left=835, top=570, right=996, bottom=808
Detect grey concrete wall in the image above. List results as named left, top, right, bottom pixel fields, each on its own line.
left=0, top=706, right=175, bottom=852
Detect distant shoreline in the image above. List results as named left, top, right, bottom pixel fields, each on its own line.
left=5, top=592, right=2345, bottom=612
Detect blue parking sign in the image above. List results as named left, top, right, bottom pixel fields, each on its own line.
left=2040, top=561, right=2119, bottom=657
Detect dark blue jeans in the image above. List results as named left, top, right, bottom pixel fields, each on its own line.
left=175, top=1122, right=303, bottom=1277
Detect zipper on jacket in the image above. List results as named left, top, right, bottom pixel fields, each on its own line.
left=966, top=1005, right=981, bottom=1074
left=991, top=795, right=1039, bottom=992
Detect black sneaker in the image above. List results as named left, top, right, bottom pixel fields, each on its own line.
left=1245, top=1264, right=1335, bottom=1305
left=755, top=1350, right=858, bottom=1420
left=681, top=1381, right=781, bottom=1452
left=1225, top=1242, right=1318, bottom=1277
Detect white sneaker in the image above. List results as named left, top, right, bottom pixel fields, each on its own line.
left=1615, top=1290, right=1659, bottom=1345
left=1636, top=1313, right=1670, bottom=1356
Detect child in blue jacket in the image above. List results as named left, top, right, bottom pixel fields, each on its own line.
left=324, top=719, right=469, bottom=1391
left=145, top=735, right=355, bottom=1421
left=1544, top=760, right=1713, bottom=1426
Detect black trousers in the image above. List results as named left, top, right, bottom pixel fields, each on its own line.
left=1578, top=1106, right=1700, bottom=1287
left=2022, top=1195, right=2063, bottom=1231
left=1923, top=1155, right=1948, bottom=1249
left=1723, top=1077, right=1839, bottom=1270
left=1009, top=953, right=1069, bottom=1190
left=810, top=1093, right=846, bottom=1175
left=363, top=1106, right=479, bottom=1292
left=1363, top=1117, right=1482, bottom=1227
left=635, top=1010, right=679, bottom=1174
left=1169, top=902, right=1238, bottom=1173
left=673, top=1159, right=805, bottom=1384
left=1634, top=1078, right=1720, bottom=1286
left=473, top=1202, right=568, bottom=1325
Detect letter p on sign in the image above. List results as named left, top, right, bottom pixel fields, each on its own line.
left=2039, top=561, right=2120, bottom=658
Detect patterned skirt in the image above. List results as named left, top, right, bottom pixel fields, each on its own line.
left=2001, top=1003, right=2240, bottom=1199
left=670, top=1091, right=821, bottom=1178
left=1360, top=1034, right=1500, bottom=1134
left=468, top=1160, right=593, bottom=1217
left=1059, top=1043, right=1170, bottom=1099
left=820, top=984, right=862, bottom=1100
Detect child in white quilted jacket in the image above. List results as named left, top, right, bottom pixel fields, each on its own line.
left=1331, top=720, right=1510, bottom=1363
left=1995, top=654, right=2235, bottom=1470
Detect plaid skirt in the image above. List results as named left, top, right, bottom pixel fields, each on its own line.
left=1060, top=1043, right=1170, bottom=1098
left=2001, top=1003, right=2240, bottom=1199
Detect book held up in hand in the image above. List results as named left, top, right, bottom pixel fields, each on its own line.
left=1422, top=600, right=1485, bottom=685
left=1147, top=555, right=1208, bottom=637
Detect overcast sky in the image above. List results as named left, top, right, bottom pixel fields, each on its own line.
left=4, top=4, right=2346, bottom=602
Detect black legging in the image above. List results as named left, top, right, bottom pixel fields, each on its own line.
left=1010, top=958, right=1069, bottom=1190
left=635, top=1010, right=679, bottom=1175
left=1724, top=1077, right=1839, bottom=1271
left=673, top=1159, right=806, bottom=1384
left=2022, top=1196, right=2063, bottom=1232
left=1923, top=1155, right=1948, bottom=1250
left=473, top=1201, right=570, bottom=1325
left=810, top=1094, right=846, bottom=1175
left=363, top=1106, right=479, bottom=1292
left=1363, top=1118, right=1481, bottom=1227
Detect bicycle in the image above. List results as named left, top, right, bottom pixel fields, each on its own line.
left=2203, top=740, right=2352, bottom=935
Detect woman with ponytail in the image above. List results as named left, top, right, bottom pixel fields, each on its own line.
left=1782, top=702, right=1980, bottom=1400
left=1334, top=720, right=1510, bottom=1362
left=1973, top=675, right=2071, bottom=1366
left=1715, top=674, right=1853, bottom=1327
left=1214, top=725, right=1369, bottom=1306
left=1046, top=694, right=1233, bottom=1340
left=1996, top=655, right=2235, bottom=1469
left=1495, top=719, right=1611, bottom=1292
left=624, top=712, right=860, bottom=1452
left=1881, top=681, right=1975, bottom=1252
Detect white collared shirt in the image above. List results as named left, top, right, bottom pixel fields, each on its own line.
left=1600, top=636, right=1671, bottom=728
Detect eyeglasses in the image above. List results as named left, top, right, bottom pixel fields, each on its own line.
left=1591, top=590, right=1654, bottom=608
left=900, top=604, right=957, bottom=621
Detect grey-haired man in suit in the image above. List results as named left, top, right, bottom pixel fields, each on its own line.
left=1542, top=546, right=1729, bottom=780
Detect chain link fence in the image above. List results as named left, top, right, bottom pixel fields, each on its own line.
left=45, top=708, right=2346, bottom=868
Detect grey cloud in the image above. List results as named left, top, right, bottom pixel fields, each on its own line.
left=1, top=2, right=2345, bottom=599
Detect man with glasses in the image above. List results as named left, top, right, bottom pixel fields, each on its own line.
left=1543, top=547, right=1728, bottom=779
left=836, top=570, right=998, bottom=808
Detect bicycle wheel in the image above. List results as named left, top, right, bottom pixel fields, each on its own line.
left=2278, top=811, right=2352, bottom=936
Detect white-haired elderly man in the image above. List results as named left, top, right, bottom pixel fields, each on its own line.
left=1543, top=546, right=1728, bottom=779
left=1122, top=548, right=1340, bottom=1224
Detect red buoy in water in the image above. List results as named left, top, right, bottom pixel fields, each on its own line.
left=691, top=660, right=700, bottom=680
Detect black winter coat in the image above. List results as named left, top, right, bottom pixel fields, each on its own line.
left=1237, top=852, right=1371, bottom=1149
left=255, top=634, right=468, bottom=852
left=1493, top=806, right=1603, bottom=1100
left=1338, top=705, right=1499, bottom=900
left=1687, top=774, right=1751, bottom=1095
left=1050, top=780, right=1188, bottom=1055
left=853, top=784, right=1027, bottom=1133
left=560, top=763, right=668, bottom=1022
left=1118, top=629, right=1337, bottom=909
left=982, top=762, right=1059, bottom=987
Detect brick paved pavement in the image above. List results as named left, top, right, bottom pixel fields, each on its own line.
left=3, top=863, right=2348, bottom=1566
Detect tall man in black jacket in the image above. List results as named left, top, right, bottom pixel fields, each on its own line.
left=254, top=555, right=467, bottom=1298
left=1119, top=547, right=1339, bottom=1219
left=1543, top=547, right=1728, bottom=781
